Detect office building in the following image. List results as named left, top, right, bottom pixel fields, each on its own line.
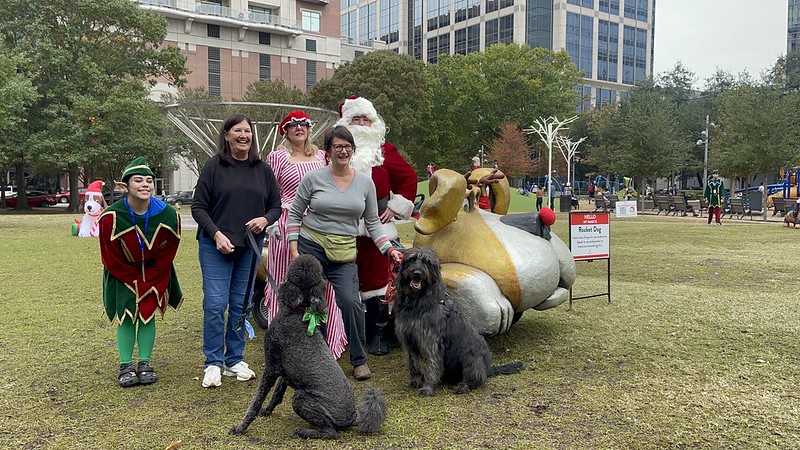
left=340, top=0, right=656, bottom=110
left=790, top=0, right=799, bottom=52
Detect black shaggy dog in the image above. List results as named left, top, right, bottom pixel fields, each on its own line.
left=394, top=247, right=523, bottom=397
left=229, top=255, right=387, bottom=439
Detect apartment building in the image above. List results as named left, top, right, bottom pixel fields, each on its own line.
left=137, top=0, right=384, bottom=99
left=135, top=0, right=387, bottom=192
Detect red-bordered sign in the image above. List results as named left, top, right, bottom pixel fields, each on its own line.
left=569, top=212, right=610, bottom=260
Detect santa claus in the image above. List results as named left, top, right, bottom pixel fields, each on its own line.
left=337, top=96, right=418, bottom=356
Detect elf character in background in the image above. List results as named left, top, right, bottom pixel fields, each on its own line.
left=704, top=170, right=725, bottom=226
left=98, top=157, right=183, bottom=387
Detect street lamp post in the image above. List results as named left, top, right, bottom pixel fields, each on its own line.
left=525, top=116, right=578, bottom=209
left=696, top=115, right=714, bottom=191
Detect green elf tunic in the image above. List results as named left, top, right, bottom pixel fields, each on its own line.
left=98, top=197, right=183, bottom=324
left=704, top=178, right=725, bottom=207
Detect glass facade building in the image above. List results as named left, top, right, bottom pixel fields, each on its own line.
left=341, top=0, right=655, bottom=110
left=790, top=0, right=800, bottom=52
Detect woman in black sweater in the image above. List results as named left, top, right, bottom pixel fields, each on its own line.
left=192, top=114, right=281, bottom=388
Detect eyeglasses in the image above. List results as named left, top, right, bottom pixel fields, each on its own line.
left=285, top=120, right=311, bottom=129
left=332, top=144, right=354, bottom=152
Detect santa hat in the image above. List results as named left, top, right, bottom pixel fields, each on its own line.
left=86, top=180, right=105, bottom=194
left=278, top=110, right=312, bottom=136
left=338, top=96, right=378, bottom=122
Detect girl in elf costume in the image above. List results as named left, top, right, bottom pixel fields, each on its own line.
left=98, top=157, right=183, bottom=387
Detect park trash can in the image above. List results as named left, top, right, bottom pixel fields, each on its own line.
left=559, top=194, right=572, bottom=212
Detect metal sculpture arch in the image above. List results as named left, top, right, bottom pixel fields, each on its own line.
left=161, top=102, right=340, bottom=157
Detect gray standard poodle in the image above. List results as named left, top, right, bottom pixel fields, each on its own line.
left=229, top=255, right=387, bottom=439
left=394, top=247, right=523, bottom=397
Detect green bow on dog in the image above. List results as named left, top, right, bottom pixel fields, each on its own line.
left=302, top=310, right=328, bottom=336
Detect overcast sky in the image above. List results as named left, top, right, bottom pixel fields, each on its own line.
left=652, top=0, right=789, bottom=87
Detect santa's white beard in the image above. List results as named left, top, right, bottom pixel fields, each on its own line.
left=346, top=123, right=386, bottom=174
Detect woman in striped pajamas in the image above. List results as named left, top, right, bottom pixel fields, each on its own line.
left=263, top=110, right=347, bottom=359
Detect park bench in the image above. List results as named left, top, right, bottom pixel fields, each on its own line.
left=669, top=194, right=696, bottom=217
left=745, top=194, right=764, bottom=220
left=655, top=195, right=672, bottom=215
left=593, top=194, right=611, bottom=212
left=697, top=198, right=709, bottom=217
left=771, top=197, right=798, bottom=216
left=725, top=199, right=747, bottom=220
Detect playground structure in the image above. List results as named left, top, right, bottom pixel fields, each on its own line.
left=160, top=102, right=340, bottom=157
left=738, top=166, right=800, bottom=208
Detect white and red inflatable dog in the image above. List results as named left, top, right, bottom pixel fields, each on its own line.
left=74, top=180, right=107, bottom=237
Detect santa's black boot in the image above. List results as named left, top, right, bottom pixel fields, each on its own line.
left=365, top=297, right=391, bottom=356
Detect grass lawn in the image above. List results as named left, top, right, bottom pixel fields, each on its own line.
left=1, top=210, right=799, bottom=449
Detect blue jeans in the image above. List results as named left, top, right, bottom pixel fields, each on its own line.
left=298, top=236, right=366, bottom=367
left=198, top=233, right=261, bottom=368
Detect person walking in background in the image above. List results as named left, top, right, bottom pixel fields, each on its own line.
left=286, top=125, right=404, bottom=381
left=704, top=170, right=725, bottom=226
left=426, top=162, right=436, bottom=179
left=192, top=114, right=282, bottom=388
left=534, top=183, right=543, bottom=211
left=587, top=181, right=595, bottom=204
left=471, top=154, right=481, bottom=170
left=98, top=157, right=183, bottom=388
left=337, top=96, right=417, bottom=357
left=759, top=181, right=767, bottom=221
left=262, top=110, right=347, bottom=360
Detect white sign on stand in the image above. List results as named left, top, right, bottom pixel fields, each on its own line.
left=569, top=212, right=610, bottom=261
left=568, top=211, right=612, bottom=307
left=615, top=200, right=638, bottom=217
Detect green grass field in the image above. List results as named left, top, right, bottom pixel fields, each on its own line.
left=1, top=210, right=798, bottom=449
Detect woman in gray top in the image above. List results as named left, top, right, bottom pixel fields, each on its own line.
left=287, top=125, right=402, bottom=381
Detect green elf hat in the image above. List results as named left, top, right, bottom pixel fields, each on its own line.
left=121, top=157, right=155, bottom=182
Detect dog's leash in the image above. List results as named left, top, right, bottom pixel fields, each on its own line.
left=382, top=245, right=404, bottom=306
left=234, top=229, right=267, bottom=337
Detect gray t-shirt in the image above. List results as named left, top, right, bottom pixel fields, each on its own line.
left=286, top=167, right=390, bottom=254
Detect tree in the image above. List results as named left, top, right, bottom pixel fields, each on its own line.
left=586, top=79, right=688, bottom=194
left=0, top=45, right=38, bottom=207
left=0, top=0, right=187, bottom=210
left=244, top=79, right=308, bottom=105
left=714, top=77, right=800, bottom=189
left=427, top=44, right=583, bottom=172
left=308, top=50, right=430, bottom=169
left=765, top=49, right=800, bottom=93
left=486, top=123, right=535, bottom=179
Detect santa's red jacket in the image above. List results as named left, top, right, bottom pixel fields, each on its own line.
left=356, top=142, right=417, bottom=298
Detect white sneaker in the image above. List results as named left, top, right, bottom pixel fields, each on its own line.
left=202, top=365, right=222, bottom=388
left=223, top=361, right=256, bottom=381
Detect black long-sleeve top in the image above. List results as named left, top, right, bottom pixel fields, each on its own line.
left=191, top=155, right=282, bottom=248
